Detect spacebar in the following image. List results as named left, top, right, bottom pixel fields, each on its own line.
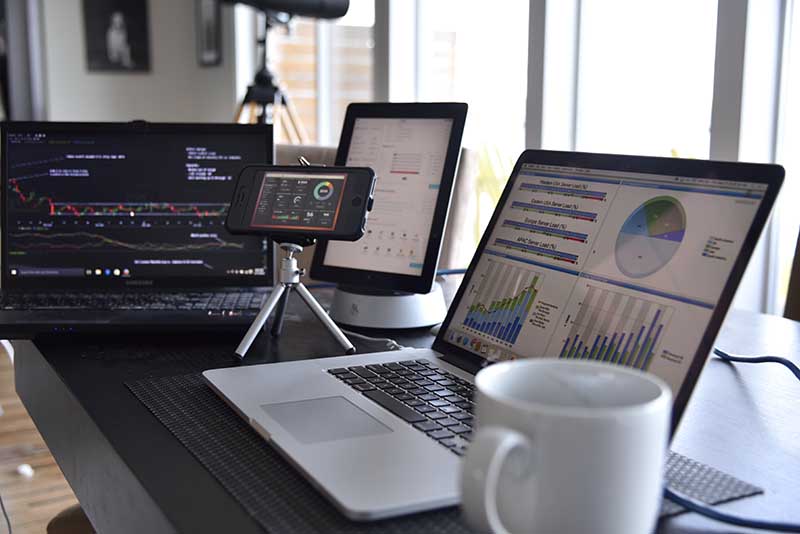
left=362, top=390, right=425, bottom=423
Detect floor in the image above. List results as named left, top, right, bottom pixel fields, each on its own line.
left=0, top=347, right=79, bottom=534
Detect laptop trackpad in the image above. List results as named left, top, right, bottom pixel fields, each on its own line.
left=262, top=396, right=392, bottom=444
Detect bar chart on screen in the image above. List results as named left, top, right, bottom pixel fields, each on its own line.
left=462, top=257, right=543, bottom=346
left=556, top=284, right=672, bottom=371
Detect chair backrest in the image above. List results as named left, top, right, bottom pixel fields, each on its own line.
left=785, top=229, right=800, bottom=321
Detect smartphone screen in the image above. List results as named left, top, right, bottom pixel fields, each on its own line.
left=250, top=171, right=347, bottom=232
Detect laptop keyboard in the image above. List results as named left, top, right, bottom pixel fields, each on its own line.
left=328, top=359, right=475, bottom=456
left=1, top=291, right=266, bottom=312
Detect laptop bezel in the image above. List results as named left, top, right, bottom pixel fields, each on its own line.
left=1, top=120, right=274, bottom=290
left=431, top=149, right=784, bottom=435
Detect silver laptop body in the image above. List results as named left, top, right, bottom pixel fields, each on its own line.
left=204, top=347, right=470, bottom=520
left=204, top=149, right=782, bottom=521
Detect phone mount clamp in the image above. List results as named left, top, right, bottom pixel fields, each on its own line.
left=234, top=239, right=356, bottom=359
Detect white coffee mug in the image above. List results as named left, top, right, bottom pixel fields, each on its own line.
left=461, top=359, right=672, bottom=534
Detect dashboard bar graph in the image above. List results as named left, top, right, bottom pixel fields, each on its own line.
left=494, top=238, right=579, bottom=264
left=511, top=200, right=598, bottom=222
left=462, top=260, right=541, bottom=345
left=519, top=182, right=607, bottom=201
left=558, top=285, right=671, bottom=371
left=501, top=219, right=589, bottom=243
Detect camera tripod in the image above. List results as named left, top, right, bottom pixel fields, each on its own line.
left=235, top=241, right=355, bottom=359
left=234, top=12, right=309, bottom=144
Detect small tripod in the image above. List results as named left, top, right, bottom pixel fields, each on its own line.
left=235, top=241, right=355, bottom=359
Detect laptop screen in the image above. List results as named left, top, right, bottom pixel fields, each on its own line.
left=3, top=123, right=272, bottom=288
left=442, top=161, right=768, bottom=395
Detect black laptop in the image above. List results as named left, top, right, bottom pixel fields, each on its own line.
left=0, top=121, right=273, bottom=335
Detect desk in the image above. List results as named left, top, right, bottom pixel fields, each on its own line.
left=13, top=294, right=800, bottom=533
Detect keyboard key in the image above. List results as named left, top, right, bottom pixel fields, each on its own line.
left=348, top=367, right=378, bottom=379
left=424, top=384, right=445, bottom=392
left=406, top=364, right=425, bottom=371
left=454, top=400, right=473, bottom=410
left=388, top=375, right=407, bottom=384
left=413, top=420, right=441, bottom=432
left=434, top=390, right=452, bottom=398
left=416, top=405, right=435, bottom=413
left=429, top=429, right=455, bottom=440
left=396, top=369, right=414, bottom=377
left=409, top=388, right=427, bottom=396
left=385, top=363, right=404, bottom=371
left=395, top=381, right=415, bottom=390
left=405, top=399, right=424, bottom=407
left=444, top=395, right=462, bottom=402
left=399, top=360, right=418, bottom=366
left=450, top=424, right=471, bottom=434
left=417, top=379, right=434, bottom=387
left=344, top=378, right=365, bottom=385
left=395, top=393, right=414, bottom=401
left=440, top=405, right=461, bottom=414
left=362, top=390, right=425, bottom=423
left=336, top=372, right=358, bottom=380
left=426, top=411, right=447, bottom=420
left=354, top=383, right=376, bottom=392
left=384, top=387, right=404, bottom=396
left=428, top=374, right=445, bottom=382
left=410, top=376, right=428, bottom=383
left=440, top=438, right=457, bottom=448
left=328, top=368, right=350, bottom=375
left=415, top=359, right=435, bottom=366
left=429, top=399, right=449, bottom=407
left=436, top=379, right=456, bottom=387
left=372, top=381, right=391, bottom=389
left=451, top=411, right=471, bottom=420
left=366, top=364, right=391, bottom=375
left=420, top=394, right=437, bottom=402
left=418, top=369, right=436, bottom=376
left=438, top=418, right=459, bottom=427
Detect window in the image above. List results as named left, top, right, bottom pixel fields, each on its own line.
left=328, top=2, right=375, bottom=143
left=271, top=18, right=318, bottom=143
left=416, top=0, right=530, bottom=240
left=575, top=0, right=718, bottom=158
left=239, top=0, right=375, bottom=145
left=773, top=1, right=800, bottom=314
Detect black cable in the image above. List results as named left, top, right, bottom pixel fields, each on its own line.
left=660, top=346, right=800, bottom=532
left=0, top=487, right=11, bottom=534
left=713, top=347, right=800, bottom=381
left=664, top=487, right=800, bottom=532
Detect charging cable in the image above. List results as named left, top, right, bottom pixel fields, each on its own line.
left=712, top=347, right=800, bottom=381
left=661, top=346, right=800, bottom=532
left=339, top=328, right=405, bottom=351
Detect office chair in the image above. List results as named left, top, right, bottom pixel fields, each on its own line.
left=785, top=229, right=800, bottom=321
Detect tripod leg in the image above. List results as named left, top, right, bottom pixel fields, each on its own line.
left=294, top=283, right=356, bottom=355
left=235, top=284, right=286, bottom=359
left=279, top=84, right=310, bottom=144
left=270, top=286, right=291, bottom=337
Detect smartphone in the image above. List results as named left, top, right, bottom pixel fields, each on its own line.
left=226, top=165, right=376, bottom=241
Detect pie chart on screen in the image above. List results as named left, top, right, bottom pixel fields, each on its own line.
left=615, top=196, right=686, bottom=279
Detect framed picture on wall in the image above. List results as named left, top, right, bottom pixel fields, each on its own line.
left=83, top=0, right=151, bottom=72
left=196, top=0, right=222, bottom=67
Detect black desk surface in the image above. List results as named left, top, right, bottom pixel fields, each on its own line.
left=13, top=290, right=800, bottom=534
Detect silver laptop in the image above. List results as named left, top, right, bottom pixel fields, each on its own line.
left=204, top=149, right=782, bottom=520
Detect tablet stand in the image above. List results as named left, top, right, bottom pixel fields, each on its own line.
left=235, top=241, right=355, bottom=359
left=329, top=284, right=448, bottom=329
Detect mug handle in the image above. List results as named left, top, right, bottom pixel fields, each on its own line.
left=461, top=426, right=533, bottom=534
